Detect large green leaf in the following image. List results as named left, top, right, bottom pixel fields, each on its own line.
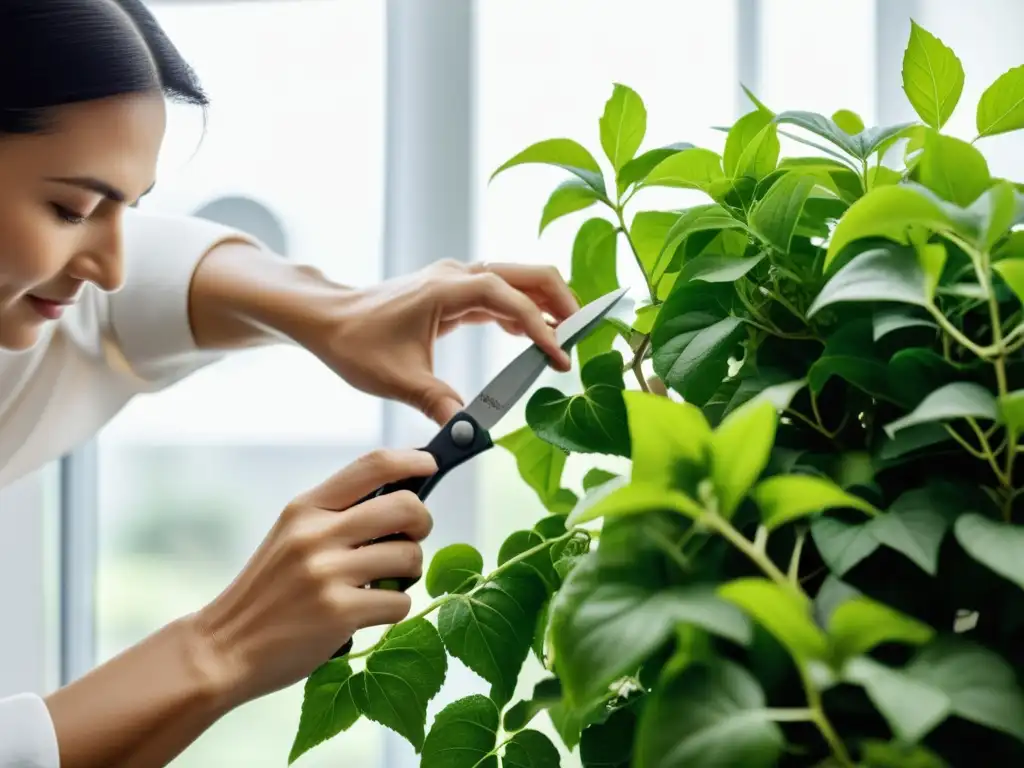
left=438, top=567, right=548, bottom=707
left=629, top=211, right=681, bottom=276
left=550, top=552, right=750, bottom=707
left=827, top=595, right=934, bottom=666
left=651, top=205, right=747, bottom=282
left=824, top=185, right=956, bottom=269
left=917, top=129, right=990, bottom=206
left=426, top=543, right=484, bottom=597
left=643, top=148, right=725, bottom=193
left=901, top=20, right=965, bottom=129
left=504, top=729, right=561, bottom=768
left=349, top=619, right=448, bottom=752
left=810, top=245, right=930, bottom=317
left=710, top=398, right=777, bottom=518
left=883, top=382, right=999, bottom=438
left=651, top=281, right=746, bottom=407
left=872, top=308, right=939, bottom=342
left=724, top=109, right=773, bottom=178
left=600, top=83, right=646, bottom=173
left=567, top=219, right=620, bottom=366
left=748, top=171, right=817, bottom=252
left=499, top=529, right=560, bottom=593
left=734, top=122, right=780, bottom=180
left=807, top=318, right=891, bottom=400
left=527, top=351, right=630, bottom=458
left=975, top=181, right=1024, bottom=251
left=832, top=109, right=866, bottom=135
left=859, top=740, right=949, bottom=768
left=678, top=252, right=766, bottom=284
left=618, top=143, right=695, bottom=194
left=994, top=257, right=1024, bottom=309
left=845, top=638, right=1024, bottom=743
left=976, top=63, right=1024, bottom=138
left=810, top=516, right=882, bottom=578
left=421, top=695, right=500, bottom=768
left=754, top=474, right=880, bottom=531
left=540, top=180, right=602, bottom=235
left=567, top=482, right=704, bottom=527
left=580, top=705, right=637, bottom=768
left=496, top=426, right=577, bottom=514
left=623, top=390, right=712, bottom=486
left=954, top=513, right=1024, bottom=592
left=634, top=658, right=784, bottom=768
left=774, top=111, right=915, bottom=160
left=290, top=659, right=361, bottom=763
left=492, top=138, right=606, bottom=196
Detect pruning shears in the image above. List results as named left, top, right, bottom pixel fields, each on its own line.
left=332, top=286, right=628, bottom=659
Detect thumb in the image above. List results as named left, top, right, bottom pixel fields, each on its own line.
left=414, top=377, right=465, bottom=425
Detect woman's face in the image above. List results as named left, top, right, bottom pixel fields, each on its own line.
left=0, top=92, right=166, bottom=351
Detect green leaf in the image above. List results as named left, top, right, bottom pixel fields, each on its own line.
left=492, top=138, right=605, bottom=195
left=810, top=246, right=930, bottom=316
left=824, top=185, right=956, bottom=269
left=811, top=516, right=881, bottom=577
left=580, top=705, right=636, bottom=768
left=651, top=205, right=747, bottom=282
left=718, top=578, right=828, bottom=662
left=677, top=252, right=766, bottom=284
left=775, top=110, right=915, bottom=160
left=583, top=467, right=619, bottom=491
left=827, top=595, right=934, bottom=665
left=954, top=513, right=1024, bottom=592
left=734, top=122, right=780, bottom=180
left=973, top=181, right=1022, bottom=251
left=993, top=257, right=1024, bottom=308
left=567, top=482, right=705, bottom=527
left=901, top=20, right=965, bottom=129
left=421, top=695, right=499, bottom=768
left=499, top=529, right=559, bottom=592
left=860, top=740, right=949, bottom=768
left=917, top=129, right=990, bottom=206
left=623, top=390, right=712, bottom=486
left=883, top=382, right=998, bottom=438
left=754, top=475, right=880, bottom=531
left=527, top=351, right=630, bottom=458
left=976, top=63, right=1024, bottom=138
left=618, top=143, right=695, bottom=194
left=534, top=515, right=568, bottom=540
left=438, top=568, right=548, bottom=707
left=290, top=659, right=361, bottom=764
left=832, top=108, right=866, bottom=135
left=503, top=678, right=562, bottom=732
left=350, top=618, right=448, bottom=751
left=807, top=318, right=891, bottom=400
left=710, top=398, right=778, bottom=518
left=569, top=218, right=619, bottom=305
left=724, top=109, right=773, bottom=177
left=846, top=638, right=1024, bottom=743
left=426, top=544, right=484, bottom=597
left=1000, top=389, right=1024, bottom=439
left=550, top=554, right=750, bottom=706
left=503, top=729, right=561, bottom=768
left=917, top=241, right=948, bottom=298
left=749, top=171, right=818, bottom=252
left=634, top=658, right=784, bottom=768
left=651, top=282, right=746, bottom=407
left=629, top=211, right=680, bottom=276
left=600, top=83, right=646, bottom=173
left=496, top=426, right=577, bottom=514
left=642, top=148, right=725, bottom=192
left=540, top=180, right=601, bottom=235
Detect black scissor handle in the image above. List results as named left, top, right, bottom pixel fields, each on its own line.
left=331, top=410, right=494, bottom=659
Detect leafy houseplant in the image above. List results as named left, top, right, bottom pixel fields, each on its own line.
left=288, top=20, right=1024, bottom=768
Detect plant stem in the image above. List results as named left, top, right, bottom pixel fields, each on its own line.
left=631, top=335, right=651, bottom=392
left=766, top=707, right=817, bottom=722
left=348, top=529, right=578, bottom=659
left=799, top=665, right=854, bottom=767
left=926, top=303, right=991, bottom=358
left=788, top=528, right=807, bottom=585
left=700, top=513, right=791, bottom=591
left=615, top=206, right=656, bottom=301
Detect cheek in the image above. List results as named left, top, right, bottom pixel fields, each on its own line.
left=0, top=202, right=74, bottom=295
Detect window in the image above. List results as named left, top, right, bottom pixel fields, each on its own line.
left=95, top=2, right=386, bottom=765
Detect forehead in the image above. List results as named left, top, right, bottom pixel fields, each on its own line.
left=6, top=92, right=166, bottom=200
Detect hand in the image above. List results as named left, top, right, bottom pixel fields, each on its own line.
left=190, top=449, right=437, bottom=706
left=304, top=259, right=581, bottom=425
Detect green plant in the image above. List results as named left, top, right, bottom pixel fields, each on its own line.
left=288, top=19, right=1024, bottom=768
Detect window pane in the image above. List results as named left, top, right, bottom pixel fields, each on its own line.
left=472, top=0, right=739, bottom=759
left=96, top=2, right=385, bottom=765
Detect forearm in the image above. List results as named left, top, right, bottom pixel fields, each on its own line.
left=44, top=615, right=239, bottom=768
left=187, top=241, right=350, bottom=351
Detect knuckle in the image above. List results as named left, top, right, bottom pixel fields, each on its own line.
left=385, top=593, right=413, bottom=623
left=360, top=448, right=398, bottom=477
left=474, top=271, right=505, bottom=295
left=398, top=542, right=424, bottom=576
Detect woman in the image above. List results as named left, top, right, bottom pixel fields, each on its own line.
left=0, top=2, right=578, bottom=766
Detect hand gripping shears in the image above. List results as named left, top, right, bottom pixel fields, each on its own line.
left=331, top=287, right=628, bottom=659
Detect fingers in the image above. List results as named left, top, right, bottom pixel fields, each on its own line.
left=335, top=489, right=434, bottom=545
left=453, top=271, right=571, bottom=370
left=346, top=588, right=413, bottom=628
left=476, top=263, right=580, bottom=321
left=297, top=449, right=438, bottom=511
left=341, top=538, right=425, bottom=587
left=413, top=377, right=465, bottom=425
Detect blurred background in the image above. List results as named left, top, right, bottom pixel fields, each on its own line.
left=2, top=0, right=1024, bottom=766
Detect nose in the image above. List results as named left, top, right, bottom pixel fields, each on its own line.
left=66, top=212, right=125, bottom=293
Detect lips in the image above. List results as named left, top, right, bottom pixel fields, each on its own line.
left=26, top=295, right=74, bottom=320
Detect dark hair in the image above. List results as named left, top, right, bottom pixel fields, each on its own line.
left=0, top=0, right=207, bottom=135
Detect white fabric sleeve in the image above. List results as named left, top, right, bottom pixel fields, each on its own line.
left=100, top=207, right=263, bottom=390
left=0, top=694, right=60, bottom=768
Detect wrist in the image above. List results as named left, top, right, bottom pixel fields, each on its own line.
left=175, top=612, right=248, bottom=714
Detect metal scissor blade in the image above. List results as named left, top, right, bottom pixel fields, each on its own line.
left=463, top=288, right=628, bottom=431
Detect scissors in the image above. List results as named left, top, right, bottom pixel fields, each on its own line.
left=331, top=286, right=628, bottom=659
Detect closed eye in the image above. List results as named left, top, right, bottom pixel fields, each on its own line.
left=51, top=203, right=88, bottom=225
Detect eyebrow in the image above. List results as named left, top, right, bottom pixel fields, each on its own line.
left=47, top=176, right=156, bottom=205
